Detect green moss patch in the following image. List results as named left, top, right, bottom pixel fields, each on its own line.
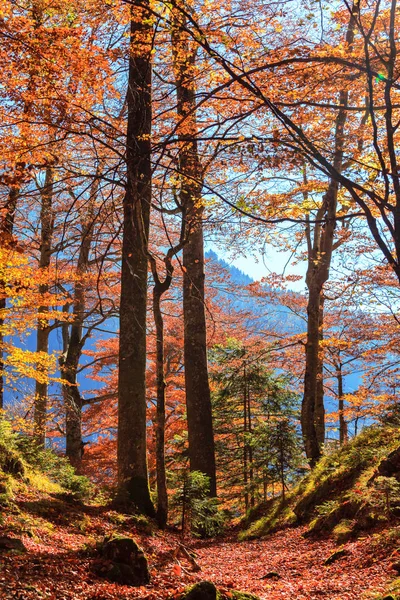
left=240, top=426, right=400, bottom=541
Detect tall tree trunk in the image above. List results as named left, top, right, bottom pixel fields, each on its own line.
left=315, top=298, right=325, bottom=447
left=243, top=369, right=249, bottom=512
left=301, top=282, right=322, bottom=465
left=117, top=1, right=155, bottom=516
left=0, top=180, right=20, bottom=409
left=149, top=232, right=185, bottom=527
left=301, top=7, right=356, bottom=465
left=60, top=175, right=98, bottom=469
left=153, top=284, right=168, bottom=528
left=172, top=8, right=217, bottom=497
left=34, top=167, right=54, bottom=446
left=247, top=380, right=254, bottom=508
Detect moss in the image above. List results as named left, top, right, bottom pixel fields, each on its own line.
left=324, top=547, right=349, bottom=565
left=332, top=519, right=355, bottom=545
left=25, top=469, right=63, bottom=494
left=240, top=426, right=400, bottom=541
left=372, top=578, right=400, bottom=600
left=115, top=476, right=155, bottom=518
left=239, top=500, right=296, bottom=540
left=229, top=591, right=260, bottom=600
left=179, top=582, right=217, bottom=600
left=0, top=442, right=25, bottom=477
left=175, top=582, right=260, bottom=600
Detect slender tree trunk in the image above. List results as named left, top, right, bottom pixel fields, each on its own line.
left=247, top=383, right=254, bottom=508
left=34, top=167, right=54, bottom=446
left=337, top=364, right=348, bottom=445
left=301, top=283, right=322, bottom=465
left=117, top=1, right=155, bottom=516
left=279, top=425, right=285, bottom=503
left=61, top=176, right=98, bottom=469
left=243, top=365, right=249, bottom=511
left=315, top=299, right=325, bottom=447
left=153, top=286, right=168, bottom=528
left=0, top=182, right=20, bottom=409
left=301, top=7, right=356, bottom=465
left=172, top=9, right=216, bottom=497
left=149, top=235, right=185, bottom=527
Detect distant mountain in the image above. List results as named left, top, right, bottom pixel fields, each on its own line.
left=205, top=249, right=303, bottom=334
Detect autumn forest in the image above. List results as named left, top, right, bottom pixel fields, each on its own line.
left=1, top=0, right=400, bottom=598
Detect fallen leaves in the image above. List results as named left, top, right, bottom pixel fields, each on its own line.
left=0, top=488, right=397, bottom=600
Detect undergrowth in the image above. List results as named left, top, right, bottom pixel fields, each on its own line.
left=240, top=425, right=400, bottom=541
left=0, top=416, right=92, bottom=501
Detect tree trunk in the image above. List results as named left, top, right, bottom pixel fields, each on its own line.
left=117, top=1, right=155, bottom=516
left=243, top=365, right=248, bottom=511
left=61, top=175, right=98, bottom=470
left=337, top=364, right=348, bottom=445
left=315, top=298, right=325, bottom=447
left=301, top=7, right=356, bottom=465
left=153, top=286, right=168, bottom=528
left=301, top=282, right=322, bottom=466
left=0, top=182, right=20, bottom=409
left=172, top=9, right=217, bottom=497
left=247, top=381, right=254, bottom=508
left=34, top=167, right=54, bottom=446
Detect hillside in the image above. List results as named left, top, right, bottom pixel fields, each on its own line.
left=2, top=422, right=400, bottom=599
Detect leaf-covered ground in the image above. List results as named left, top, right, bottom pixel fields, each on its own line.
left=0, top=488, right=397, bottom=599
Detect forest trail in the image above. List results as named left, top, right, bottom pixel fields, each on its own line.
left=0, top=491, right=395, bottom=600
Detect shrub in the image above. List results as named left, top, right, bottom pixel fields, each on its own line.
left=172, top=471, right=226, bottom=538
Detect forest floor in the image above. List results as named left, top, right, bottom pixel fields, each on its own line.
left=0, top=487, right=397, bottom=600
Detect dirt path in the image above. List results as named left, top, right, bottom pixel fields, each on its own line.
left=0, top=495, right=396, bottom=599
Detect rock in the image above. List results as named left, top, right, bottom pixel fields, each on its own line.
left=391, top=561, right=400, bottom=574
left=178, top=581, right=217, bottom=600
left=324, top=548, right=349, bottom=565
left=260, top=571, right=281, bottom=580
left=370, top=446, right=400, bottom=483
left=0, top=443, right=25, bottom=477
left=173, top=582, right=260, bottom=600
left=95, top=534, right=150, bottom=586
left=229, top=592, right=260, bottom=600
left=0, top=536, right=27, bottom=553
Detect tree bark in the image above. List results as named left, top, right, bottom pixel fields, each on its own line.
left=117, top=1, right=155, bottom=516
left=0, top=181, right=20, bottom=409
left=337, top=363, right=348, bottom=445
left=301, top=7, right=356, bottom=465
left=34, top=167, right=54, bottom=447
left=172, top=8, right=217, bottom=497
left=153, top=284, right=168, bottom=528
left=60, top=174, right=98, bottom=469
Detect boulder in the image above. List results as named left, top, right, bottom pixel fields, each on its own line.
left=324, top=548, right=349, bottom=565
left=95, top=534, right=150, bottom=586
left=173, top=582, right=260, bottom=600
left=0, top=536, right=27, bottom=553
left=260, top=571, right=281, bottom=580
left=179, top=582, right=217, bottom=600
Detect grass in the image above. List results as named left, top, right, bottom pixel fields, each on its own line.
left=240, top=426, right=400, bottom=541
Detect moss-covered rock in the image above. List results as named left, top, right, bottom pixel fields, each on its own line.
left=324, top=548, right=349, bottom=565
left=94, top=534, right=150, bottom=586
left=229, top=591, right=260, bottom=600
left=173, top=582, right=260, bottom=600
left=332, top=519, right=355, bottom=545
left=0, top=536, right=27, bottom=553
left=373, top=577, right=400, bottom=600
left=177, top=581, right=218, bottom=600
left=0, top=442, right=25, bottom=477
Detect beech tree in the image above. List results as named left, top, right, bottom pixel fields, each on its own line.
left=171, top=4, right=217, bottom=496
left=116, top=0, right=155, bottom=515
